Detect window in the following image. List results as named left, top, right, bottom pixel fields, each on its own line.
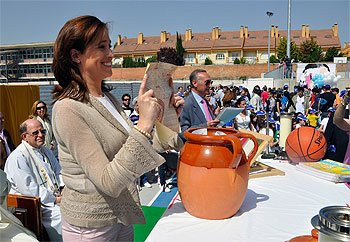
left=216, top=53, right=225, bottom=60
left=231, top=52, right=239, bottom=58
left=233, top=37, right=239, bottom=39
left=154, top=41, right=159, bottom=44
left=250, top=37, right=256, bottom=39
left=263, top=36, right=268, bottom=39
left=293, top=36, right=300, bottom=38
left=311, top=36, right=317, bottom=38
left=143, top=42, right=148, bottom=45
left=199, top=53, right=208, bottom=60
left=121, top=43, right=127, bottom=46
left=131, top=43, right=137, bottom=45
left=187, top=53, right=194, bottom=58
left=192, top=39, right=198, bottom=42
left=204, top=38, right=210, bottom=41
left=167, top=40, right=173, bottom=43
left=325, top=35, right=332, bottom=38
left=220, top=37, right=226, bottom=40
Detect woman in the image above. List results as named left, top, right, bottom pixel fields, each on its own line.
left=234, top=97, right=251, bottom=130
left=51, top=16, right=184, bottom=241
left=29, top=100, right=56, bottom=152
left=249, top=112, right=258, bottom=132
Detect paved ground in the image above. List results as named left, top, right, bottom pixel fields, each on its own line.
left=139, top=176, right=178, bottom=207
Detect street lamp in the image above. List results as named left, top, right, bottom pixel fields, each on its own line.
left=266, top=11, right=273, bottom=72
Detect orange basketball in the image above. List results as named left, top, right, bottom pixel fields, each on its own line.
left=285, top=127, right=327, bottom=163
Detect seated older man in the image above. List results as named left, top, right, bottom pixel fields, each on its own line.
left=4, top=119, right=62, bottom=241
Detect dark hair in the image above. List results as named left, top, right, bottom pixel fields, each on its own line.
left=52, top=15, right=111, bottom=103
left=250, top=112, right=258, bottom=128
left=189, top=69, right=207, bottom=87
left=332, top=87, right=339, bottom=93
left=122, top=93, right=131, bottom=100
left=234, top=97, right=246, bottom=107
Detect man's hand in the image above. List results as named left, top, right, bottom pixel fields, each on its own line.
left=207, top=120, right=220, bottom=127
left=55, top=195, right=62, bottom=204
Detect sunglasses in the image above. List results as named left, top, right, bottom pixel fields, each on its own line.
left=204, top=80, right=212, bottom=86
left=28, top=129, right=46, bottom=136
left=36, top=106, right=46, bottom=111
left=123, top=99, right=130, bottom=101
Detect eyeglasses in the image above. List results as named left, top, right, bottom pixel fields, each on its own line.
left=36, top=106, right=46, bottom=111
left=28, top=129, right=46, bottom=136
left=123, top=99, right=130, bottom=101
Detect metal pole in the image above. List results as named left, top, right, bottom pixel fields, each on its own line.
left=287, top=0, right=291, bottom=57
left=268, top=15, right=271, bottom=72
left=266, top=12, right=273, bottom=73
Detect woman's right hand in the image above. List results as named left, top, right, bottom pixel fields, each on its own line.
left=137, top=74, right=163, bottom=133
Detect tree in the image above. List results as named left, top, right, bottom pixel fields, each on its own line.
left=324, top=47, right=343, bottom=62
left=233, top=58, right=240, bottom=64
left=135, top=57, right=146, bottom=67
left=157, top=47, right=182, bottom=66
left=269, top=55, right=279, bottom=63
left=145, top=56, right=157, bottom=65
left=204, top=57, right=213, bottom=65
left=122, top=57, right=134, bottom=68
left=299, top=38, right=323, bottom=63
left=277, top=37, right=299, bottom=61
left=122, top=56, right=146, bottom=68
left=176, top=32, right=185, bottom=66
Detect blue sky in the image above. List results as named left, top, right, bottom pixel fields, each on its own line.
left=1, top=0, right=349, bottom=47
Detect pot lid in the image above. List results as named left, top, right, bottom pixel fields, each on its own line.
left=311, top=206, right=350, bottom=241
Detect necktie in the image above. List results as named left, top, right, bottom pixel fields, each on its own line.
left=202, top=99, right=213, bottom=121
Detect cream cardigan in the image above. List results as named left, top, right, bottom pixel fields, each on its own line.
left=52, top=92, right=183, bottom=228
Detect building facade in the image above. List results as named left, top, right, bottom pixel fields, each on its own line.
left=0, top=42, right=55, bottom=82
left=342, top=42, right=350, bottom=57
left=113, top=24, right=341, bottom=65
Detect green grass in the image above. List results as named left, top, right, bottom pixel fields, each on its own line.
left=134, top=206, right=166, bottom=242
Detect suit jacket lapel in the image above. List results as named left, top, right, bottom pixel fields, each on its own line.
left=89, top=93, right=131, bottom=137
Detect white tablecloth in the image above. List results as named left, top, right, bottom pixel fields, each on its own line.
left=146, top=159, right=350, bottom=242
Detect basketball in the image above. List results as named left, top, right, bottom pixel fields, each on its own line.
left=285, top=127, right=327, bottom=163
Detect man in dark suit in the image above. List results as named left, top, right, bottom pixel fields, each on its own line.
left=0, top=112, right=16, bottom=170
left=179, top=69, right=220, bottom=141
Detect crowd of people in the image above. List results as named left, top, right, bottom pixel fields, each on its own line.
left=181, top=77, right=349, bottom=157
left=0, top=15, right=349, bottom=242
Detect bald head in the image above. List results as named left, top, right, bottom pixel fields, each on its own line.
left=20, top=119, right=45, bottom=148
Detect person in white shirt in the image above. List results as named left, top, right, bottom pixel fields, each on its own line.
left=319, top=107, right=335, bottom=133
left=295, top=87, right=305, bottom=115
left=4, top=119, right=62, bottom=241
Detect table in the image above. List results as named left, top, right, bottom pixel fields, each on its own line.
left=146, top=159, right=350, bottom=242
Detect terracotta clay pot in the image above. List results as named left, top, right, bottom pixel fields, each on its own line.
left=178, top=127, right=258, bottom=220
left=286, top=229, right=318, bottom=242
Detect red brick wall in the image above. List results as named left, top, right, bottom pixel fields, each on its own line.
left=109, top=63, right=347, bottom=81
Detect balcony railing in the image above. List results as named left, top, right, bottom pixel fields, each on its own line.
left=227, top=57, right=239, bottom=62
left=243, top=57, right=256, bottom=64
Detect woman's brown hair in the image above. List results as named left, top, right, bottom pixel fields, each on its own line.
left=52, top=15, right=111, bottom=103
left=29, top=100, right=50, bottom=119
